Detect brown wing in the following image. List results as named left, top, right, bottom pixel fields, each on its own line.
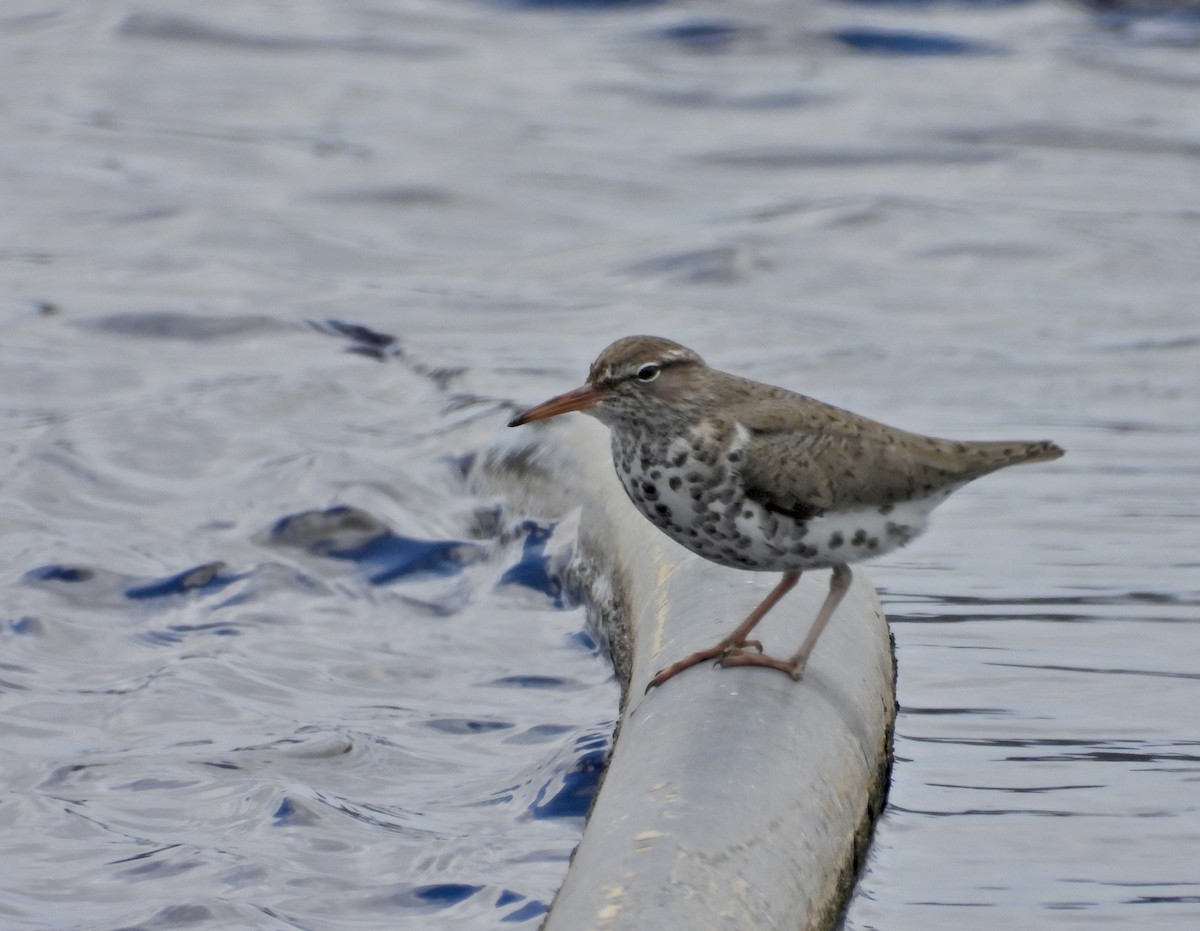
left=726, top=383, right=1062, bottom=514
left=738, top=427, right=964, bottom=514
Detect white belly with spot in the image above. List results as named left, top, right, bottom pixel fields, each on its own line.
left=613, top=427, right=954, bottom=571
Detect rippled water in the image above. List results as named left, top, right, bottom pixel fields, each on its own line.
left=3, top=0, right=1199, bottom=928
left=2, top=313, right=616, bottom=927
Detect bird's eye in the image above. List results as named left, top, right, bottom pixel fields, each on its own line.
left=636, top=363, right=661, bottom=383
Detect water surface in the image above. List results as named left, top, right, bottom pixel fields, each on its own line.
left=2, top=0, right=1198, bottom=928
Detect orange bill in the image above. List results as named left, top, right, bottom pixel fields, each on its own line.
left=508, top=383, right=601, bottom=427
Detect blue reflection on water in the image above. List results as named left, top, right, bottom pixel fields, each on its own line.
left=831, top=27, right=995, bottom=54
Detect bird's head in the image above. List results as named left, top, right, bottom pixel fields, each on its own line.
left=508, top=336, right=708, bottom=432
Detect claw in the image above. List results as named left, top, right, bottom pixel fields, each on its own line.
left=648, top=638, right=774, bottom=691
left=647, top=640, right=734, bottom=691
left=717, top=650, right=805, bottom=680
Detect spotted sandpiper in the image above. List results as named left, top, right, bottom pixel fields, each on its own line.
left=508, top=336, right=1064, bottom=690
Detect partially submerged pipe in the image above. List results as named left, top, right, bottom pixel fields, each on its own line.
left=479, top=416, right=895, bottom=930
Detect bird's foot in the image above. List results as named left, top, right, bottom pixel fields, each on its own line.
left=645, top=638, right=760, bottom=692
left=717, top=650, right=806, bottom=681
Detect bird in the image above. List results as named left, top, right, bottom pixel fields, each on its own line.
left=507, top=336, right=1064, bottom=690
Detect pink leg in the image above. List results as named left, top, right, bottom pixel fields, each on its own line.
left=720, top=564, right=852, bottom=680
left=646, top=571, right=801, bottom=691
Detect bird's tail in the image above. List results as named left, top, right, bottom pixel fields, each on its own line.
left=1017, top=439, right=1065, bottom=464
left=955, top=438, right=1065, bottom=478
